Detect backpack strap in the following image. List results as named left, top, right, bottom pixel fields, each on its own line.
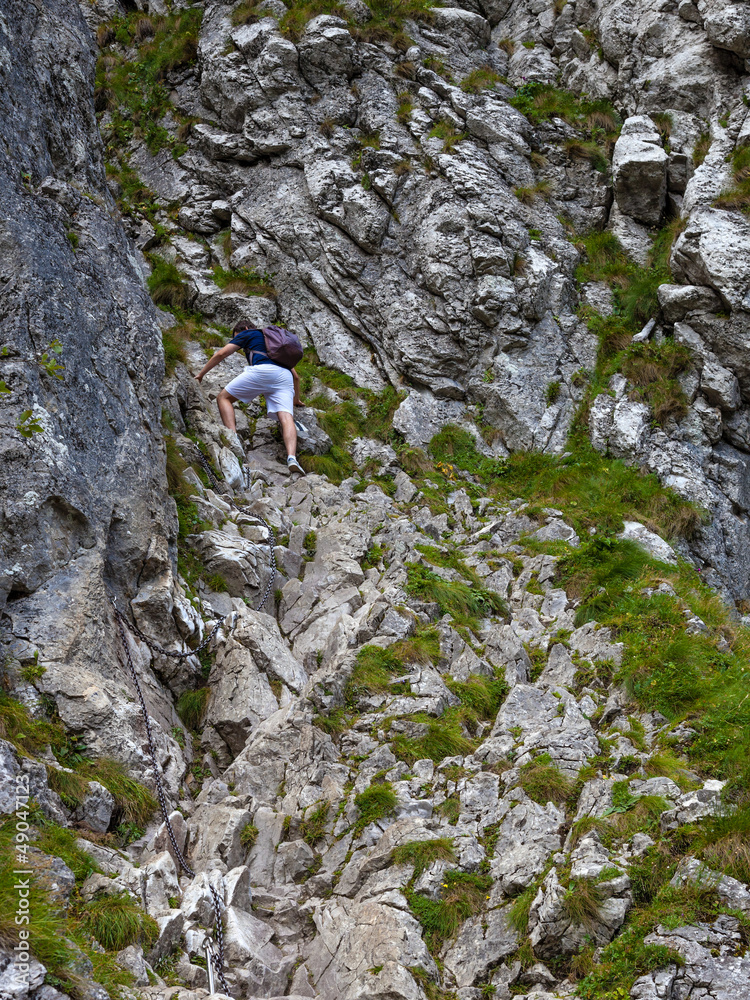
left=247, top=330, right=268, bottom=366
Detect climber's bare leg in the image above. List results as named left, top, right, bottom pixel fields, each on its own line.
left=217, top=389, right=237, bottom=430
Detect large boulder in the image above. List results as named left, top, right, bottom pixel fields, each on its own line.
left=442, top=906, right=518, bottom=988
left=612, top=116, right=668, bottom=225
left=705, top=3, right=750, bottom=58
left=671, top=208, right=750, bottom=311
left=206, top=607, right=306, bottom=754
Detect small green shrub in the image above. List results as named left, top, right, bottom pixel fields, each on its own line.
left=362, top=542, right=387, bottom=569
left=205, top=573, right=228, bottom=592
left=545, top=380, right=561, bottom=405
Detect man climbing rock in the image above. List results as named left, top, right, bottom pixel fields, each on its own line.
left=194, top=321, right=306, bottom=475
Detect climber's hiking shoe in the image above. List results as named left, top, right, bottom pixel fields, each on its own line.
left=287, top=455, right=305, bottom=475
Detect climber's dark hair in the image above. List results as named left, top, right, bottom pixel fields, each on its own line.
left=232, top=320, right=252, bottom=334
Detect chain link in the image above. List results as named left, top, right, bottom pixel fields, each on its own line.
left=110, top=448, right=279, bottom=995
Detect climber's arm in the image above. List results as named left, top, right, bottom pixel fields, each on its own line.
left=194, top=343, right=240, bottom=382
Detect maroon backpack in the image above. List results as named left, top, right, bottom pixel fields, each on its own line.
left=250, top=326, right=303, bottom=369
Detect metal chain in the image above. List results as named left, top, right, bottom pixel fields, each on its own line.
left=111, top=604, right=226, bottom=661
left=113, top=608, right=231, bottom=995
left=110, top=448, right=279, bottom=995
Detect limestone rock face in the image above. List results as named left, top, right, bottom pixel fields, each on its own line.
left=705, top=3, right=750, bottom=58
left=0, top=0, right=191, bottom=796
left=3, top=1, right=750, bottom=1000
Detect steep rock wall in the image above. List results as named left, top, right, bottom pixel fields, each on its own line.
left=0, top=0, right=187, bottom=786
left=1, top=3, right=750, bottom=1000
left=91, top=0, right=750, bottom=599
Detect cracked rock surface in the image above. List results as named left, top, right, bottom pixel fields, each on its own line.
left=2, top=0, right=750, bottom=1000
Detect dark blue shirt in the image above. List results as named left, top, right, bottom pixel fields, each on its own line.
left=229, top=329, right=274, bottom=366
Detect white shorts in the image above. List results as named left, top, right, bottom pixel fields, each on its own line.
left=224, top=364, right=294, bottom=415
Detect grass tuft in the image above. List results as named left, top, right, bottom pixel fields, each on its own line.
left=508, top=882, right=538, bottom=935
left=96, top=9, right=202, bottom=159
left=406, top=870, right=491, bottom=953
left=562, top=879, right=604, bottom=927
left=354, top=781, right=398, bottom=832
left=460, top=67, right=503, bottom=93
left=80, top=891, right=159, bottom=951
left=147, top=256, right=189, bottom=311
left=714, top=146, right=750, bottom=211
left=211, top=264, right=275, bottom=297
left=176, top=687, right=210, bottom=731
left=46, top=767, right=89, bottom=810
left=240, top=822, right=259, bottom=849
left=446, top=673, right=508, bottom=722
left=0, top=821, right=75, bottom=971
left=392, top=708, right=478, bottom=764
left=86, top=758, right=157, bottom=826
left=406, top=562, right=506, bottom=634
left=37, top=824, right=100, bottom=884
left=518, top=753, right=574, bottom=805
left=300, top=800, right=330, bottom=845
left=162, top=325, right=188, bottom=374
left=392, top=838, right=457, bottom=877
